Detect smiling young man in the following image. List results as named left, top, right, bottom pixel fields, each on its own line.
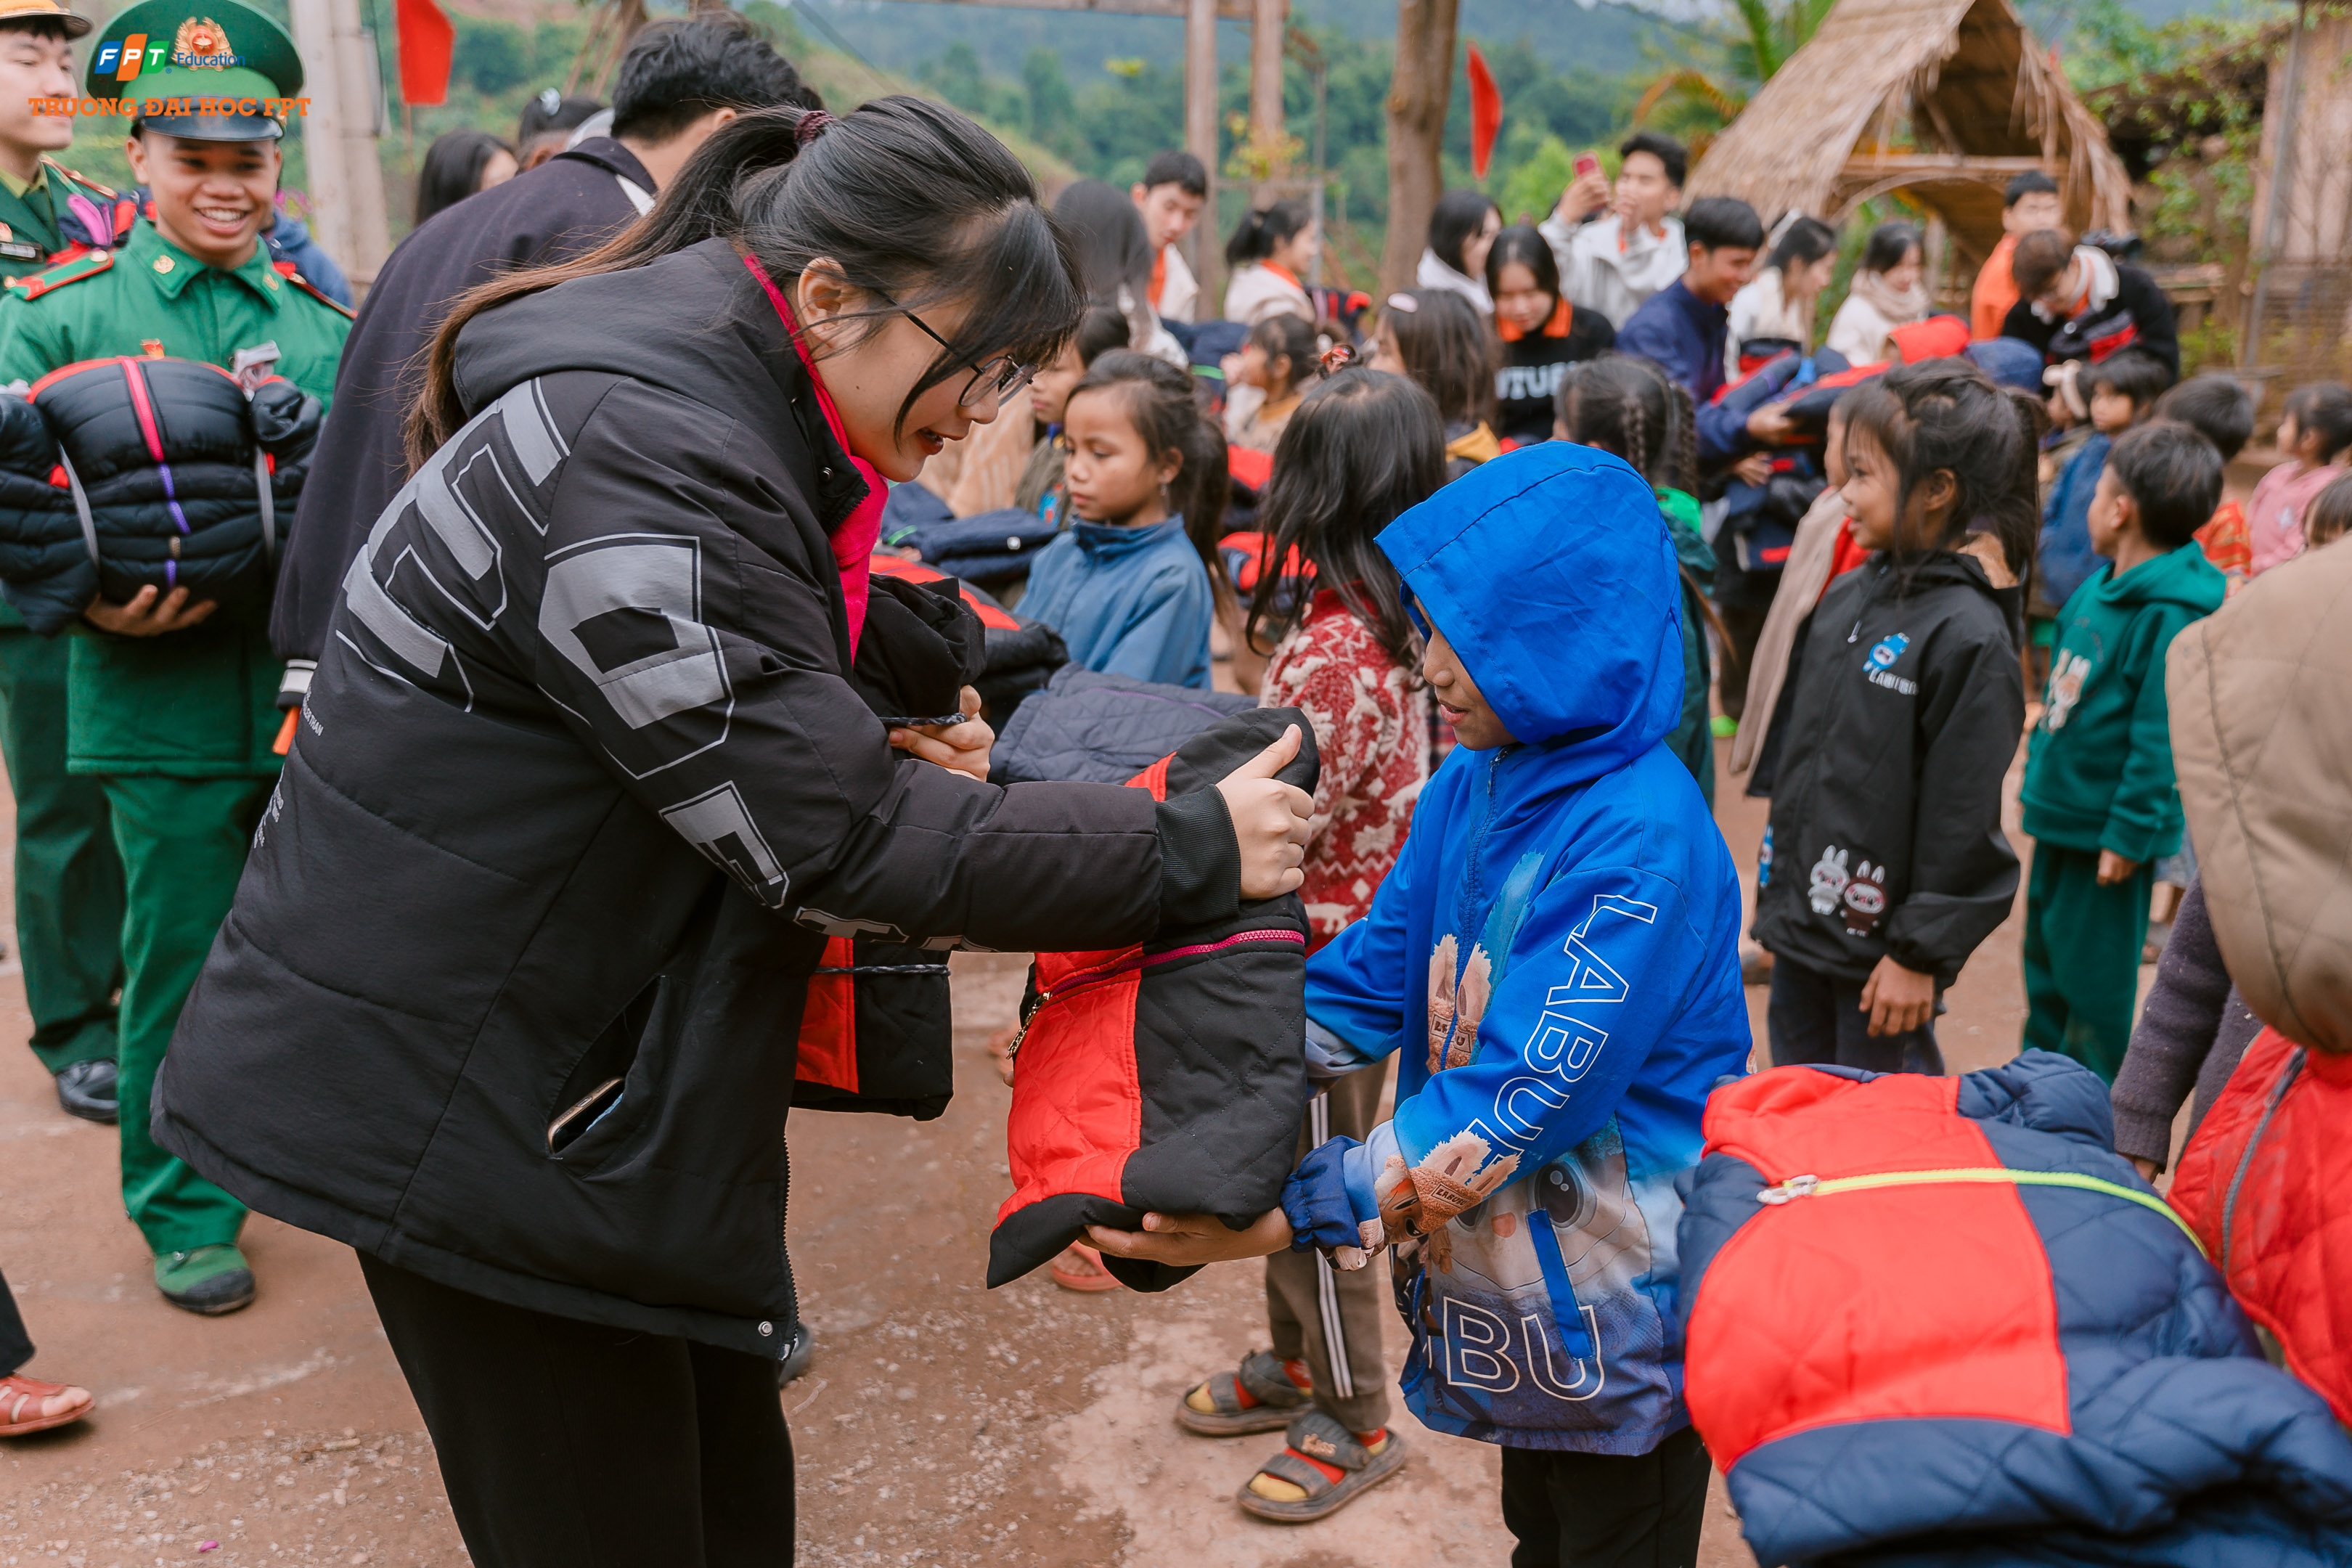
left=0, top=0, right=350, bottom=1317
left=0, top=0, right=135, bottom=1129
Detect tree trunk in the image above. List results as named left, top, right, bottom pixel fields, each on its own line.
left=1381, top=0, right=1458, bottom=298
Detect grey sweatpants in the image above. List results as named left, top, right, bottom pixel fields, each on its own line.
left=1265, top=1061, right=1392, bottom=1434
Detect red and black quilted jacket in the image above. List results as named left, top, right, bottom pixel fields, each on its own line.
left=989, top=707, right=1318, bottom=1291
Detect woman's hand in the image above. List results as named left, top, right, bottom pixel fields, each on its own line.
left=889, top=686, right=992, bottom=783
left=1858, top=956, right=1936, bottom=1037
left=85, top=584, right=216, bottom=637
left=1087, top=1206, right=1293, bottom=1266
left=1215, top=724, right=1312, bottom=899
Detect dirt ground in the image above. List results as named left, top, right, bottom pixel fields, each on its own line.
left=0, top=729, right=2059, bottom=1567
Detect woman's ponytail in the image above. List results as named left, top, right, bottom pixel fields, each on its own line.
left=1225, top=199, right=1308, bottom=269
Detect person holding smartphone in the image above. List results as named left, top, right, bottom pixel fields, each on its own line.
left=150, top=101, right=1313, bottom=1565
left=1538, top=131, right=1689, bottom=330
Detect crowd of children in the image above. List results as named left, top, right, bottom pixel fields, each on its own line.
left=870, top=129, right=2352, bottom=1565
left=2, top=57, right=2347, bottom=1563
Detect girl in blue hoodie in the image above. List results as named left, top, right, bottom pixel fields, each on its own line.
left=1092, top=444, right=1752, bottom=1564
left=1018, top=351, right=1225, bottom=688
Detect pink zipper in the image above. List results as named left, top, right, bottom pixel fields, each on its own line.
left=1007, top=928, right=1304, bottom=1061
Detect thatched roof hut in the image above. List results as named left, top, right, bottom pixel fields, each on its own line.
left=1683, top=0, right=2131, bottom=274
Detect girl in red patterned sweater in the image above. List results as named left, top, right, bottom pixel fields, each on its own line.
left=1173, top=366, right=1448, bottom=1522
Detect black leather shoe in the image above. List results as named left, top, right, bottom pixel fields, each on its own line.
left=55, top=1058, right=118, bottom=1124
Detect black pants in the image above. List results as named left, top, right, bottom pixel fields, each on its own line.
left=1766, top=953, right=1944, bottom=1075
left=1500, top=1424, right=1712, bottom=1568
left=359, top=1253, right=793, bottom=1567
left=0, top=1267, right=30, bottom=1379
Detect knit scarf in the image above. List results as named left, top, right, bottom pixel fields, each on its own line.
left=1849, top=267, right=1929, bottom=328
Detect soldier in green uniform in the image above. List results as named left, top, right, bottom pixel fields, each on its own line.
left=0, top=0, right=350, bottom=1314
left=0, top=0, right=130, bottom=1125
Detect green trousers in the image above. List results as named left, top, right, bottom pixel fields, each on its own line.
left=2022, top=841, right=2153, bottom=1083
left=98, top=772, right=268, bottom=1254
left=0, top=626, right=122, bottom=1073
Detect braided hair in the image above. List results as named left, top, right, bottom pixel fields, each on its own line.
left=1555, top=354, right=1684, bottom=488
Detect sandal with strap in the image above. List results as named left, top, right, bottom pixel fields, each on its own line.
left=1177, top=1349, right=1312, bottom=1437
left=1236, top=1410, right=1408, bottom=1523
left=0, top=1373, right=92, bottom=1437
left=1048, top=1241, right=1122, bottom=1293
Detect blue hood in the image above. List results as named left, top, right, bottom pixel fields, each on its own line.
left=1378, top=442, right=1683, bottom=772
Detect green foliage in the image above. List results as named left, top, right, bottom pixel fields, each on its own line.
left=1631, top=0, right=1825, bottom=143
left=454, top=16, right=531, bottom=98
left=1498, top=136, right=1576, bottom=228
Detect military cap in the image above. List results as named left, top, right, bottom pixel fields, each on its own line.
left=0, top=0, right=91, bottom=40
left=87, top=0, right=303, bottom=142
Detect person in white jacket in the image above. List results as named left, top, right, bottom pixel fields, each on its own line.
left=1132, top=150, right=1206, bottom=325
left=1538, top=131, right=1688, bottom=329
left=1416, top=188, right=1500, bottom=315
left=1824, top=221, right=1927, bottom=366
left=1724, top=214, right=1839, bottom=380
left=1224, top=198, right=1318, bottom=327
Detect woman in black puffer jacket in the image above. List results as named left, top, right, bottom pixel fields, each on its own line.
left=152, top=101, right=1312, bottom=1564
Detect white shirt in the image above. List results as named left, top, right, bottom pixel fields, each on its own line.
left=1537, top=211, right=1685, bottom=330
left=1155, top=242, right=1199, bottom=325
left=1416, top=248, right=1493, bottom=314
left=1223, top=262, right=1314, bottom=327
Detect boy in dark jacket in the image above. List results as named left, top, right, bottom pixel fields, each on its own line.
left=2021, top=422, right=2226, bottom=1080
left=1614, top=196, right=1763, bottom=408
left=2039, top=349, right=2171, bottom=611
left=2001, top=229, right=2180, bottom=378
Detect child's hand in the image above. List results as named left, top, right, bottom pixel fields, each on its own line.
left=1216, top=724, right=1312, bottom=899
left=2096, top=850, right=2140, bottom=886
left=1858, top=956, right=1935, bottom=1037
left=1086, top=1206, right=1293, bottom=1265
left=2131, top=1156, right=2160, bottom=1183
left=889, top=686, right=992, bottom=783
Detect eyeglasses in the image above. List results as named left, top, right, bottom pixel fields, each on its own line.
left=886, top=297, right=1034, bottom=415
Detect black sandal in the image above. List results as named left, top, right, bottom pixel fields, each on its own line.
left=1176, top=1349, right=1311, bottom=1436
left=1236, top=1411, right=1408, bottom=1523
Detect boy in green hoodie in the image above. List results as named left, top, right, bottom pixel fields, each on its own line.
left=2021, top=420, right=2227, bottom=1079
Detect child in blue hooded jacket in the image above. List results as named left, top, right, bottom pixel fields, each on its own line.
left=1101, top=444, right=1749, bottom=1558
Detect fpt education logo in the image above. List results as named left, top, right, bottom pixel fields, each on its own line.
left=92, top=34, right=166, bottom=82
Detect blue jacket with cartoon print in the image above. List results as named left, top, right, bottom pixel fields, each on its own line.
left=1283, top=443, right=1750, bottom=1454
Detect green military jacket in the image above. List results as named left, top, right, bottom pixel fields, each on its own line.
left=0, top=219, right=351, bottom=777
left=0, top=158, right=120, bottom=634
left=0, top=157, right=119, bottom=284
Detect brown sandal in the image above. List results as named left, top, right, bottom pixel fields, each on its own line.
left=0, top=1374, right=91, bottom=1437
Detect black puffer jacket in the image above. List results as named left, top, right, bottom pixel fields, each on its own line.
left=155, top=239, right=1241, bottom=1356
left=0, top=359, right=320, bottom=633
left=1749, top=550, right=2025, bottom=986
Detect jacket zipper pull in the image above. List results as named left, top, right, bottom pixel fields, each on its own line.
left=1756, top=1173, right=1820, bottom=1205
left=1847, top=618, right=1861, bottom=644
left=1003, top=991, right=1048, bottom=1062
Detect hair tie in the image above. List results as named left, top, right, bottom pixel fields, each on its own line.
left=795, top=110, right=835, bottom=147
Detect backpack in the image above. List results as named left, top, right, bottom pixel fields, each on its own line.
left=989, top=706, right=1318, bottom=1291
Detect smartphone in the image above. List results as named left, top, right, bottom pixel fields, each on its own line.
left=547, top=1077, right=625, bottom=1154
left=1574, top=152, right=1602, bottom=181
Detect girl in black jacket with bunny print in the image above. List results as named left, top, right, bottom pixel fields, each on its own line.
left=1749, top=362, right=2035, bottom=1076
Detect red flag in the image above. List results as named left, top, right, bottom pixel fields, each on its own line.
left=1466, top=44, right=1502, bottom=181
left=397, top=0, right=455, bottom=107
